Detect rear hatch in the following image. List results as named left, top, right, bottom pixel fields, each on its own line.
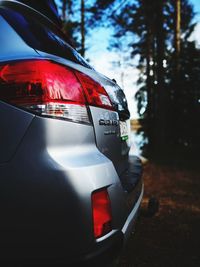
left=89, top=79, right=131, bottom=176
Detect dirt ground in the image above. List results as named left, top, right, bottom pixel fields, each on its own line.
left=118, top=161, right=200, bottom=267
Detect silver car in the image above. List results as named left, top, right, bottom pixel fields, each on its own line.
left=0, top=0, right=143, bottom=265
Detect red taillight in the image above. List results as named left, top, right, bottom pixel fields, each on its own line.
left=0, top=59, right=114, bottom=123
left=92, top=189, right=112, bottom=239
left=0, top=60, right=86, bottom=104
left=75, top=72, right=113, bottom=110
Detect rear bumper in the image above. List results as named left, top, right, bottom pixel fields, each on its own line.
left=122, top=183, right=144, bottom=243
left=0, top=232, right=123, bottom=267
left=0, top=188, right=143, bottom=266
left=80, top=185, right=143, bottom=266
left=77, top=231, right=124, bottom=267
left=0, top=159, right=143, bottom=265
left=0, top=115, right=143, bottom=265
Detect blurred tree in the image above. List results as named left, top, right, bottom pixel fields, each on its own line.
left=175, top=0, right=181, bottom=74
left=58, top=0, right=80, bottom=49
left=57, top=0, right=198, bottom=157
left=58, top=0, right=91, bottom=56
left=81, top=0, right=85, bottom=57
left=166, top=0, right=197, bottom=156
left=106, top=0, right=168, bottom=151
left=90, top=0, right=197, bottom=156
left=61, top=0, right=72, bottom=21
left=181, top=43, right=200, bottom=153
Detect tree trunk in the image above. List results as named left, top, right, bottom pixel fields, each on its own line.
left=155, top=0, right=166, bottom=151
left=81, top=0, right=85, bottom=57
left=146, top=28, right=153, bottom=117
left=144, top=1, right=156, bottom=152
left=156, top=0, right=165, bottom=99
left=62, top=0, right=67, bottom=21
left=175, top=0, right=181, bottom=75
left=172, top=0, right=181, bottom=147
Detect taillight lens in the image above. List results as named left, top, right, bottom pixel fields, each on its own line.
left=75, top=72, right=113, bottom=110
left=92, top=189, right=112, bottom=239
left=0, top=59, right=114, bottom=123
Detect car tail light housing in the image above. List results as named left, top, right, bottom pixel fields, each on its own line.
left=92, top=188, right=112, bottom=239
left=0, top=59, right=114, bottom=124
left=75, top=72, right=113, bottom=110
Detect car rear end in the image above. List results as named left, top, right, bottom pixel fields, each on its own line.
left=0, top=1, right=143, bottom=265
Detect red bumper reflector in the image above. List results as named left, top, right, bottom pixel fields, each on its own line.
left=92, top=189, right=112, bottom=239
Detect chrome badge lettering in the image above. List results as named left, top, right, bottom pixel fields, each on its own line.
left=99, top=111, right=119, bottom=126
left=99, top=119, right=119, bottom=126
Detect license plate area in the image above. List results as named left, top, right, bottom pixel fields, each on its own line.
left=120, top=121, right=129, bottom=141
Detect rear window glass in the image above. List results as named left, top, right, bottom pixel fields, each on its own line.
left=0, top=5, right=92, bottom=69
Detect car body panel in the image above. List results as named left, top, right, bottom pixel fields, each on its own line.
left=0, top=115, right=126, bottom=259
left=0, top=101, right=35, bottom=163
